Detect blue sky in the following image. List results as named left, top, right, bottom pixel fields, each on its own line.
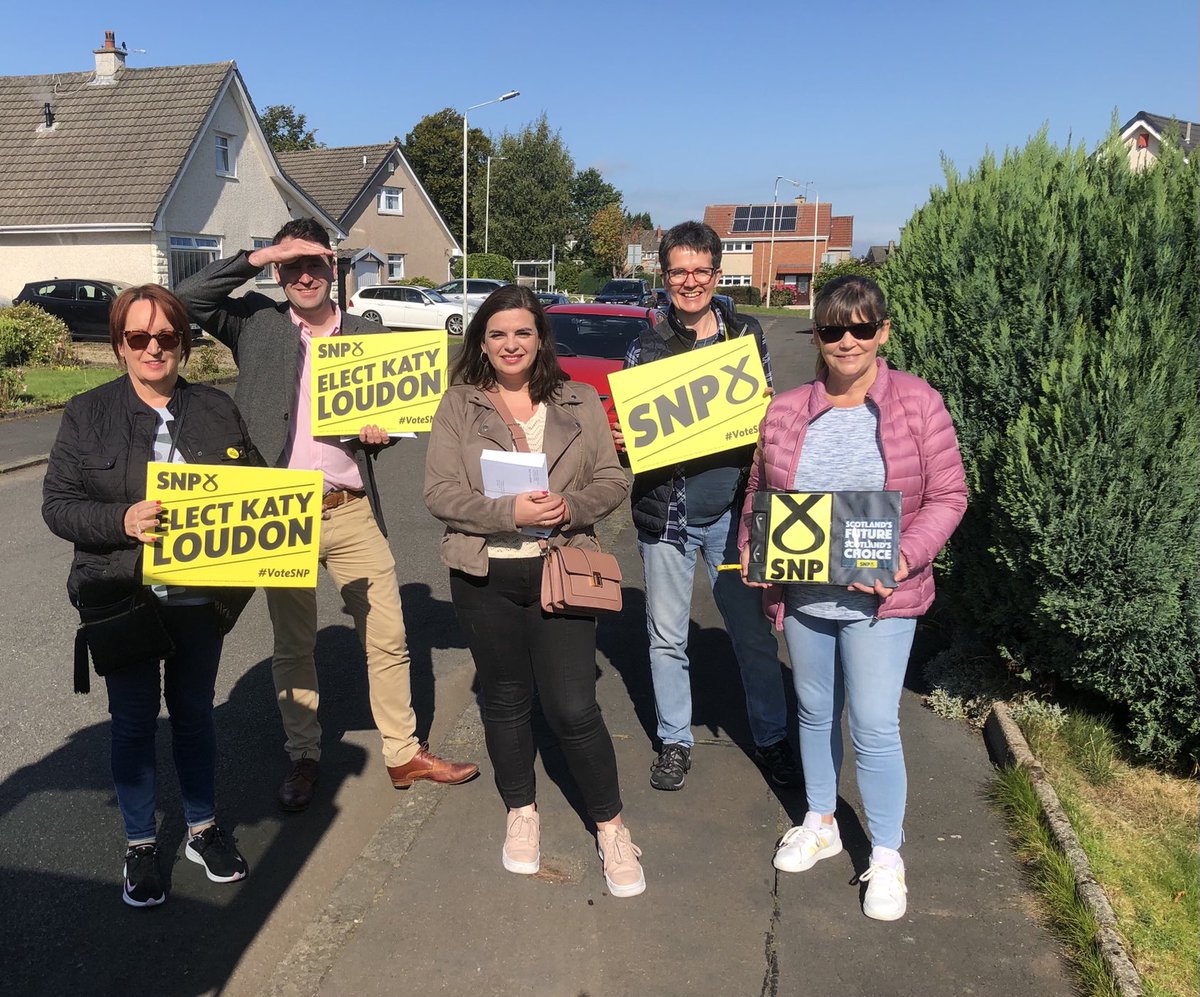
left=11, top=0, right=1197, bottom=254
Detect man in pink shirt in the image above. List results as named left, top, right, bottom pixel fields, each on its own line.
left=178, top=219, right=477, bottom=811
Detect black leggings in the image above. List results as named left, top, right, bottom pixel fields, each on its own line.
left=450, top=557, right=622, bottom=823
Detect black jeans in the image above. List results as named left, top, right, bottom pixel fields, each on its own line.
left=450, top=557, right=623, bottom=823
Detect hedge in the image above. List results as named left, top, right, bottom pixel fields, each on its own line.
left=881, top=129, right=1200, bottom=765
left=0, top=304, right=75, bottom=367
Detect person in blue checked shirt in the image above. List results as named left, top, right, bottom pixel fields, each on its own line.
left=611, top=221, right=798, bottom=792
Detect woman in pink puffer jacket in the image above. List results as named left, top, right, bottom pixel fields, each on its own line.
left=736, top=275, right=966, bottom=922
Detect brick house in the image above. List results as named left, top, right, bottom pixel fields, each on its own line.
left=703, top=198, right=853, bottom=305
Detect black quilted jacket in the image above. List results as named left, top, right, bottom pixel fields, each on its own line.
left=42, top=374, right=261, bottom=634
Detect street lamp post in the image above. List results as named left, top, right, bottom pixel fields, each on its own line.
left=484, top=155, right=507, bottom=256
left=809, top=186, right=820, bottom=319
left=765, top=176, right=803, bottom=309
left=462, top=90, right=519, bottom=333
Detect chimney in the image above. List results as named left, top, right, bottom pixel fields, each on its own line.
left=93, top=30, right=126, bottom=83
left=795, top=194, right=806, bottom=204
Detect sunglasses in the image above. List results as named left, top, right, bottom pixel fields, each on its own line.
left=123, top=330, right=182, bottom=351
left=813, top=320, right=884, bottom=344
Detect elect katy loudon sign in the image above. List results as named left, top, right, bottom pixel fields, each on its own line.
left=311, top=331, right=445, bottom=435
left=746, top=490, right=902, bottom=586
left=606, top=336, right=771, bottom=473
left=143, top=464, right=323, bottom=588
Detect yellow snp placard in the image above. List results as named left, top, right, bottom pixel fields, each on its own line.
left=143, top=463, right=323, bottom=588
left=311, top=331, right=446, bottom=436
left=607, top=336, right=770, bottom=474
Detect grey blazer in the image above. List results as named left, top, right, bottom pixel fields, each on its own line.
left=176, top=251, right=393, bottom=535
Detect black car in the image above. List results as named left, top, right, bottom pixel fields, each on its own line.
left=595, top=279, right=651, bottom=306
left=14, top=278, right=128, bottom=339
left=535, top=291, right=571, bottom=307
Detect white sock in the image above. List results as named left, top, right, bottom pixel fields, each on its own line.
left=871, top=845, right=903, bottom=869
left=803, top=811, right=837, bottom=836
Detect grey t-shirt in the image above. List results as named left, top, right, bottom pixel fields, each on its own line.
left=788, top=403, right=885, bottom=620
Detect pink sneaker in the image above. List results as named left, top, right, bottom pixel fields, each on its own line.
left=502, top=805, right=539, bottom=874
left=596, top=823, right=646, bottom=898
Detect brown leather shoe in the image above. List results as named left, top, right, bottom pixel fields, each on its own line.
left=278, top=758, right=319, bottom=811
left=386, top=743, right=479, bottom=789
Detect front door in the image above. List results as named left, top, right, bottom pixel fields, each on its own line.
left=354, top=260, right=380, bottom=292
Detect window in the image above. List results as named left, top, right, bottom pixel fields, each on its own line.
left=253, top=238, right=274, bottom=284
left=215, top=134, right=234, bottom=176
left=378, top=187, right=403, bottom=214
left=169, top=236, right=220, bottom=286
left=722, top=241, right=753, bottom=253
left=718, top=274, right=751, bottom=286
left=387, top=254, right=405, bottom=281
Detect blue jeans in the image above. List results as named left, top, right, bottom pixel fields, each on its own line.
left=638, top=508, right=788, bottom=749
left=782, top=611, right=917, bottom=850
left=104, top=604, right=223, bottom=841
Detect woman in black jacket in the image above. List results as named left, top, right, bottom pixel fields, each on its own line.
left=43, top=285, right=258, bottom=907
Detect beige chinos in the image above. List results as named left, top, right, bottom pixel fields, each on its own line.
left=266, top=495, right=419, bottom=768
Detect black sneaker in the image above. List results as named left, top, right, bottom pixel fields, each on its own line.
left=649, top=743, right=691, bottom=791
left=122, top=843, right=165, bottom=908
left=754, top=739, right=803, bottom=788
left=185, top=825, right=248, bottom=883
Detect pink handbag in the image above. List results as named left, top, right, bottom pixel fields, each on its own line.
left=540, top=544, right=623, bottom=615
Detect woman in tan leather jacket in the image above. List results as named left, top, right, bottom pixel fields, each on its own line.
left=424, top=285, right=645, bottom=898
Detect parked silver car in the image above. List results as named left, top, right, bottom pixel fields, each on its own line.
left=433, top=278, right=508, bottom=309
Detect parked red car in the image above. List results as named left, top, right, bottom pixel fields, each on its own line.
left=545, top=303, right=656, bottom=427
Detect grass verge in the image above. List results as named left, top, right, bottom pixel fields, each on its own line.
left=17, top=367, right=121, bottom=406
left=997, top=705, right=1198, bottom=997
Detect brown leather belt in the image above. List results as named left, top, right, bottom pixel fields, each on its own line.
left=322, top=488, right=365, bottom=511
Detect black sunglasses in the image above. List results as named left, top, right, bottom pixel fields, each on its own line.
left=813, top=320, right=884, bottom=344
left=123, top=330, right=182, bottom=351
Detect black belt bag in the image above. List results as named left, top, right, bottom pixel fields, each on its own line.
left=74, top=589, right=175, bottom=694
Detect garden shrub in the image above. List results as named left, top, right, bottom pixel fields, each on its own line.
left=401, top=276, right=438, bottom=289
left=451, top=253, right=515, bottom=282
left=881, top=128, right=1200, bottom=766
left=0, top=366, right=24, bottom=408
left=0, top=304, right=75, bottom=367
left=813, top=257, right=882, bottom=296
left=720, top=286, right=761, bottom=307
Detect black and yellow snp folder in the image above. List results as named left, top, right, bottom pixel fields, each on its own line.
left=746, top=490, right=902, bottom=586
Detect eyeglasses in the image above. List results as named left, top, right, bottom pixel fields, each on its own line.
left=664, top=267, right=718, bottom=286
left=123, top=330, right=182, bottom=351
left=813, top=320, right=884, bottom=344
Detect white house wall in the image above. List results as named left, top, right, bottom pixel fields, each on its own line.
left=0, top=232, right=154, bottom=300
left=161, top=87, right=296, bottom=296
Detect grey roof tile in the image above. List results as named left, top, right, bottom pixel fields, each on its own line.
left=0, top=62, right=233, bottom=226
left=276, top=144, right=398, bottom=222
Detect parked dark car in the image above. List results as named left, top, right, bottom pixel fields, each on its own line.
left=545, top=303, right=656, bottom=427
left=595, top=279, right=652, bottom=306
left=14, top=278, right=128, bottom=340
left=535, top=291, right=571, bottom=307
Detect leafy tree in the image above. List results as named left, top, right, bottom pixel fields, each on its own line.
left=570, top=167, right=621, bottom=267
left=625, top=210, right=652, bottom=230
left=259, top=104, right=323, bottom=152
left=553, top=257, right=582, bottom=293
left=591, top=203, right=628, bottom=276
left=812, top=257, right=882, bottom=296
left=881, top=129, right=1200, bottom=765
left=473, top=114, right=575, bottom=261
left=404, top=108, right=492, bottom=245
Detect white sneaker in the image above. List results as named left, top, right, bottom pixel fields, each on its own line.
left=773, top=814, right=842, bottom=873
left=502, top=805, right=540, bottom=875
left=861, top=858, right=907, bottom=920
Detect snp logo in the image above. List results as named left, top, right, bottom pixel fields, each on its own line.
left=155, top=470, right=219, bottom=492
left=765, top=493, right=832, bottom=582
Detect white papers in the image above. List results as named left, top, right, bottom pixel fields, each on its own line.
left=480, top=449, right=550, bottom=538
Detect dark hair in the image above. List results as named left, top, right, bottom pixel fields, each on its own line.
left=813, top=275, right=888, bottom=327
left=658, top=220, right=722, bottom=272
left=109, top=284, right=193, bottom=362
left=272, top=217, right=331, bottom=249
left=449, top=285, right=567, bottom=403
